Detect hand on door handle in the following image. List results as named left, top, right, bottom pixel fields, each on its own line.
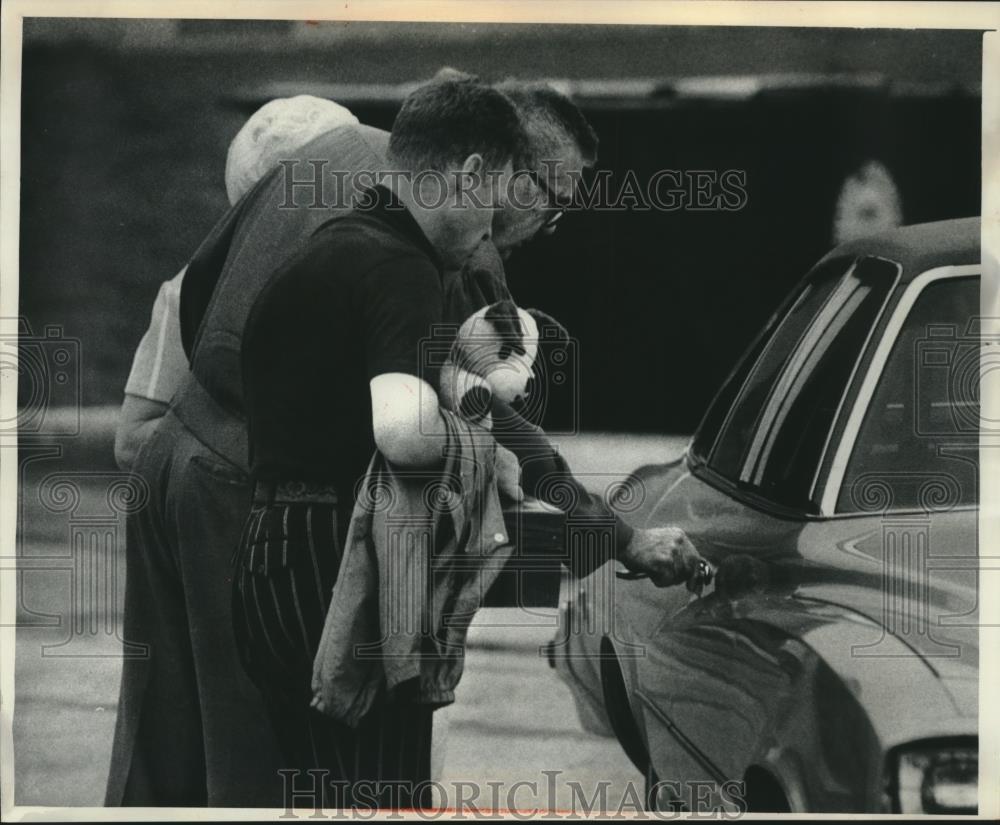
left=616, top=526, right=709, bottom=588
left=616, top=558, right=716, bottom=595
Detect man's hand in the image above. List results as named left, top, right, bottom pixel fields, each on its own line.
left=619, top=526, right=708, bottom=590
left=495, top=443, right=524, bottom=502
left=114, top=395, right=169, bottom=471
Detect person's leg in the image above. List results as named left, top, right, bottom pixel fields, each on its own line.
left=429, top=703, right=451, bottom=782
left=168, top=438, right=285, bottom=806
left=105, top=418, right=207, bottom=806
left=353, top=701, right=435, bottom=809
left=232, top=501, right=349, bottom=806
left=232, top=499, right=436, bottom=811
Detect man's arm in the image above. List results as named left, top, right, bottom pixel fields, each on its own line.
left=360, top=254, right=523, bottom=498
left=360, top=253, right=449, bottom=469
left=115, top=270, right=190, bottom=470
left=369, top=372, right=447, bottom=467
left=490, top=398, right=633, bottom=563
left=370, top=372, right=523, bottom=500
left=491, top=398, right=706, bottom=587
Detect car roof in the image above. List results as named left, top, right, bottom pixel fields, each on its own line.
left=816, top=216, right=980, bottom=282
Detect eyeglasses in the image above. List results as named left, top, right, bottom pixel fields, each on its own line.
left=530, top=171, right=572, bottom=230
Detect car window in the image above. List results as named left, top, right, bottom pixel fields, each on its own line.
left=689, top=314, right=773, bottom=465
left=837, top=276, right=980, bottom=514
left=747, top=258, right=897, bottom=511
left=702, top=258, right=848, bottom=481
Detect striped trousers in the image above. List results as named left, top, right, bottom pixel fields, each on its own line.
left=232, top=498, right=433, bottom=810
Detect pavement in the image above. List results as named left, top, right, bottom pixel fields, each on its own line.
left=12, top=602, right=642, bottom=810
left=10, top=432, right=687, bottom=811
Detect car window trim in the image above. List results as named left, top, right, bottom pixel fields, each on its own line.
left=686, top=457, right=812, bottom=521
left=804, top=257, right=901, bottom=502
left=740, top=264, right=863, bottom=485
left=692, top=269, right=834, bottom=466
left=704, top=258, right=856, bottom=473
left=704, top=284, right=817, bottom=467
left=739, top=258, right=899, bottom=509
left=818, top=264, right=981, bottom=517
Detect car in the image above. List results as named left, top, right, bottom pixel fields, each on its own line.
left=548, top=217, right=982, bottom=814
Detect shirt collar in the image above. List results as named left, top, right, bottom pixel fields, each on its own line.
left=361, top=184, right=443, bottom=270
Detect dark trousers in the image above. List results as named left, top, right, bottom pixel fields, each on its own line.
left=232, top=498, right=434, bottom=810
left=106, top=410, right=285, bottom=806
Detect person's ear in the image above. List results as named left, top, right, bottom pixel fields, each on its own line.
left=458, top=152, right=486, bottom=200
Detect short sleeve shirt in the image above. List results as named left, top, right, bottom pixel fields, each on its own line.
left=242, top=185, right=444, bottom=494
left=123, top=268, right=190, bottom=403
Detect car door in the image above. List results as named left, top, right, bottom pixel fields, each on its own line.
left=617, top=255, right=903, bottom=806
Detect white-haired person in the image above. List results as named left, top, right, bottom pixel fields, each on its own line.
left=114, top=95, right=360, bottom=471
left=106, top=95, right=365, bottom=806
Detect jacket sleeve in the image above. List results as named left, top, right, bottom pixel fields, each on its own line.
left=489, top=398, right=633, bottom=575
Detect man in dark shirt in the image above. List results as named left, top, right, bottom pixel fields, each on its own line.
left=242, top=184, right=446, bottom=497
left=235, top=77, right=527, bottom=809
left=237, top=76, right=708, bottom=809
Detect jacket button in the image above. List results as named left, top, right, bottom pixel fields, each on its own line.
left=494, top=533, right=506, bottom=543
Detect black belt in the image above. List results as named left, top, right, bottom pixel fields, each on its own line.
left=252, top=480, right=340, bottom=506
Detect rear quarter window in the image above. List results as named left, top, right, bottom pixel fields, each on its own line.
left=837, top=275, right=980, bottom=513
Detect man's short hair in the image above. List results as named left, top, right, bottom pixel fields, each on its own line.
left=495, top=81, right=599, bottom=169
left=388, top=78, right=528, bottom=173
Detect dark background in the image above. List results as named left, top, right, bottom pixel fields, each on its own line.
left=18, top=20, right=982, bottom=433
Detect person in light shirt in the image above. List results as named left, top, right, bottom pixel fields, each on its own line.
left=107, top=95, right=363, bottom=806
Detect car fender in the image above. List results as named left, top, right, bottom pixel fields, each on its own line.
left=792, top=600, right=974, bottom=745
left=640, top=590, right=966, bottom=810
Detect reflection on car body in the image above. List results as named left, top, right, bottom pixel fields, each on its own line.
left=551, top=217, right=981, bottom=814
